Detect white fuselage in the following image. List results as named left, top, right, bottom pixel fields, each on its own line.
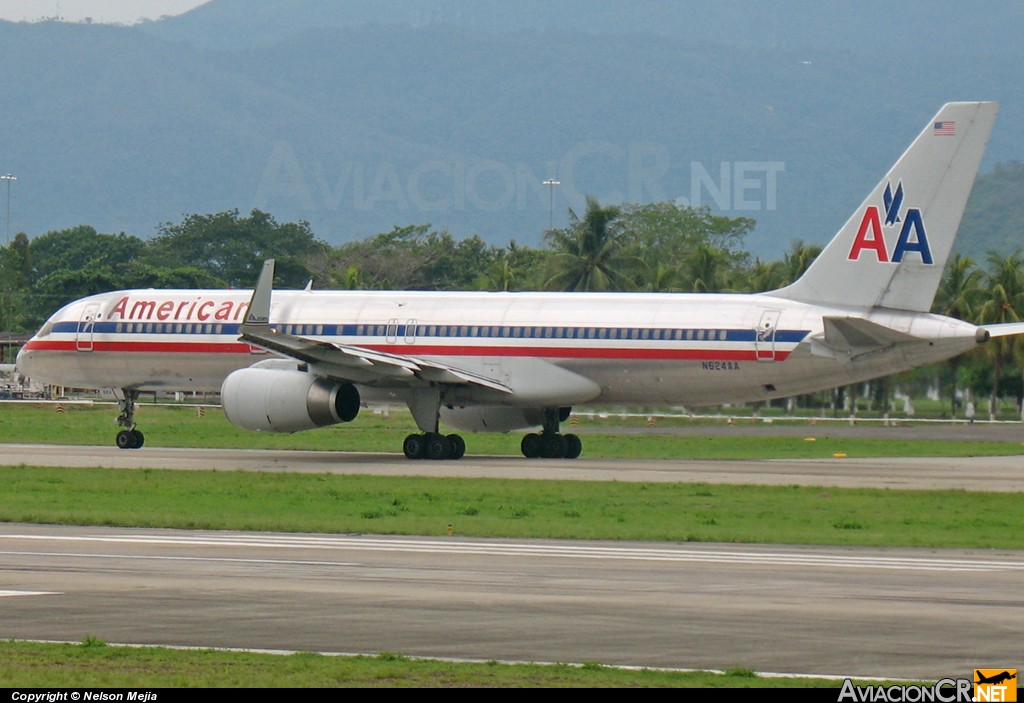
left=16, top=287, right=982, bottom=408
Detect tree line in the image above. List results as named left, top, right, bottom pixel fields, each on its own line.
left=1, top=199, right=1021, bottom=418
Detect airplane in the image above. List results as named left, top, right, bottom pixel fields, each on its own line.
left=16, top=101, right=1019, bottom=460
left=975, top=671, right=1017, bottom=686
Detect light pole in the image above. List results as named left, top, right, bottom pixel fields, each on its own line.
left=1, top=174, right=15, bottom=246
left=543, top=178, right=560, bottom=231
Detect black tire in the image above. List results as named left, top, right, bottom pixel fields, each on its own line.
left=116, top=430, right=134, bottom=450
left=564, top=433, right=582, bottom=459
left=447, top=434, right=466, bottom=460
left=131, top=430, right=145, bottom=449
left=426, top=433, right=452, bottom=460
left=403, top=433, right=426, bottom=459
left=542, top=433, right=568, bottom=459
left=521, top=433, right=543, bottom=458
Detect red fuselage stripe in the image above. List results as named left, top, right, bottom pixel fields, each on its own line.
left=20, top=339, right=791, bottom=361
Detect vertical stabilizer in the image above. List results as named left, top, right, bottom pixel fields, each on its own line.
left=773, top=102, right=998, bottom=312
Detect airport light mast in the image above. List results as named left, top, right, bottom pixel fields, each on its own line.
left=543, top=178, right=560, bottom=232
left=1, top=174, right=15, bottom=246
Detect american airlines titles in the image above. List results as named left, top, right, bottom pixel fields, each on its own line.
left=108, top=296, right=250, bottom=323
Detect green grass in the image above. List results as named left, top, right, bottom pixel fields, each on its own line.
left=0, top=640, right=849, bottom=688
left=2, top=402, right=1022, bottom=459
left=0, top=402, right=1018, bottom=687
left=2, top=466, right=1022, bottom=548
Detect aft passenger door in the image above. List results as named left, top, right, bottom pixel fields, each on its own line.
left=754, top=309, right=781, bottom=361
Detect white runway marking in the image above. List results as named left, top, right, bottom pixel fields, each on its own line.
left=0, top=590, right=62, bottom=597
left=2, top=532, right=1021, bottom=572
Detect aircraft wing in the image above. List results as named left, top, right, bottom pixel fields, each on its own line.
left=980, top=322, right=1024, bottom=339
left=238, top=260, right=513, bottom=394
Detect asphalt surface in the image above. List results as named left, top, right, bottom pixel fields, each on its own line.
left=1, top=438, right=1022, bottom=680
left=1, top=522, right=1021, bottom=680
left=2, top=443, right=1023, bottom=491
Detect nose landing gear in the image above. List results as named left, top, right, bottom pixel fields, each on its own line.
left=114, top=389, right=145, bottom=449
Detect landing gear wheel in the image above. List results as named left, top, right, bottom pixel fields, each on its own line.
left=403, top=433, right=427, bottom=459
left=114, top=389, right=143, bottom=449
left=542, top=433, right=568, bottom=459
left=521, top=433, right=543, bottom=459
left=426, top=433, right=452, bottom=460
left=564, top=433, right=582, bottom=459
left=115, top=429, right=144, bottom=450
left=447, top=434, right=466, bottom=460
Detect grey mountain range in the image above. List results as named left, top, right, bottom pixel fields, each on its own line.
left=1, top=0, right=1021, bottom=258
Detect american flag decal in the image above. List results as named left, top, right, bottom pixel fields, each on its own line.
left=933, top=120, right=956, bottom=136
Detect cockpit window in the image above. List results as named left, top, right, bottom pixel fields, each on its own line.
left=36, top=319, right=54, bottom=338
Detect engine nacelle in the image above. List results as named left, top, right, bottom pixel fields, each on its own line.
left=440, top=405, right=552, bottom=432
left=221, top=367, right=360, bottom=433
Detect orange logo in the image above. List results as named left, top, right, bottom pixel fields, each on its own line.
left=974, top=669, right=1017, bottom=702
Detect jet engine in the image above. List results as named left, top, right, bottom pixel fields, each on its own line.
left=221, top=367, right=360, bottom=433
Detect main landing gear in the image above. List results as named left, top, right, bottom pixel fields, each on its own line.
left=114, top=389, right=145, bottom=450
left=521, top=407, right=581, bottom=459
left=403, top=388, right=465, bottom=460
left=402, top=432, right=466, bottom=460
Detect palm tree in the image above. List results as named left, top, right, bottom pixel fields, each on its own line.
left=543, top=197, right=642, bottom=291
left=780, top=239, right=823, bottom=286
left=933, top=254, right=983, bottom=416
left=743, top=259, right=785, bottom=293
left=977, top=251, right=1024, bottom=418
left=679, top=242, right=734, bottom=292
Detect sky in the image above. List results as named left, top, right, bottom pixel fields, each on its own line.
left=0, top=0, right=208, bottom=24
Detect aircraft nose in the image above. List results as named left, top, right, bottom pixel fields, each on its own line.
left=15, top=341, right=36, bottom=376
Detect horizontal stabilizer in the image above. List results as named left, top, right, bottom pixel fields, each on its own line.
left=822, top=317, right=921, bottom=351
left=981, top=322, right=1024, bottom=339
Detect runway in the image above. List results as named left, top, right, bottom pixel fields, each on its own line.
left=3, top=444, right=1022, bottom=680
left=2, top=443, right=1024, bottom=491
left=2, top=522, right=1021, bottom=680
